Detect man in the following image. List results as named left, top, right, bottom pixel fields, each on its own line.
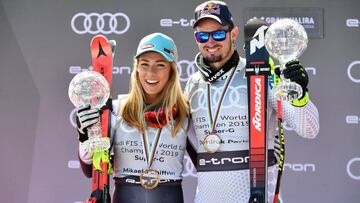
left=184, top=1, right=320, bottom=202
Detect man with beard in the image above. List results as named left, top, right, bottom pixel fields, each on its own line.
left=184, top=1, right=320, bottom=202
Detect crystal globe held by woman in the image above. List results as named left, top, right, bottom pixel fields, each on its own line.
left=68, top=71, right=110, bottom=153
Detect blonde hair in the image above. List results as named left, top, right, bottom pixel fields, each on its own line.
left=120, top=58, right=189, bottom=136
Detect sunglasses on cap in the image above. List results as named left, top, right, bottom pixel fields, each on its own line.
left=194, top=28, right=232, bottom=43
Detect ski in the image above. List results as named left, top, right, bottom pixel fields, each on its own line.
left=244, top=18, right=270, bottom=203
left=88, top=35, right=115, bottom=203
left=272, top=67, right=285, bottom=203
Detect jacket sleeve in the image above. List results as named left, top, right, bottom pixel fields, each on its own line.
left=268, top=90, right=320, bottom=139
left=78, top=149, right=92, bottom=178
left=77, top=97, right=119, bottom=178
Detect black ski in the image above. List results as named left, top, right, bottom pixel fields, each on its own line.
left=244, top=18, right=270, bottom=203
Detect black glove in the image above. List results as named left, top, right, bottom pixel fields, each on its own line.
left=282, top=59, right=308, bottom=99
left=76, top=104, right=100, bottom=142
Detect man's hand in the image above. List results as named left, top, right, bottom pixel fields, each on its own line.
left=283, top=59, right=308, bottom=99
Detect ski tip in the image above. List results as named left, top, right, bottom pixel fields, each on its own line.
left=90, top=35, right=109, bottom=45
left=90, top=35, right=112, bottom=57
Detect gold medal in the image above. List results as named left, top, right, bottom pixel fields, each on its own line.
left=140, top=169, right=160, bottom=190
left=203, top=133, right=221, bottom=153
left=139, top=128, right=162, bottom=189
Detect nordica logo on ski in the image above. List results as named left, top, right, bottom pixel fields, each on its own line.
left=252, top=78, right=262, bottom=132
left=250, top=25, right=268, bottom=55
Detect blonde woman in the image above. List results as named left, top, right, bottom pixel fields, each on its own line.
left=76, top=33, right=191, bottom=203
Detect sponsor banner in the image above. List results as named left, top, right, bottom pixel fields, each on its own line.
left=68, top=160, right=80, bottom=169
left=346, top=115, right=360, bottom=125
left=346, top=18, right=360, bottom=27
left=160, top=18, right=195, bottom=27
left=284, top=163, right=316, bottom=172
left=71, top=12, right=131, bottom=35
left=68, top=65, right=131, bottom=75
left=244, top=7, right=324, bottom=39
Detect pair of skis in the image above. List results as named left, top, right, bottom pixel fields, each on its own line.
left=245, top=19, right=285, bottom=203
left=86, top=35, right=115, bottom=203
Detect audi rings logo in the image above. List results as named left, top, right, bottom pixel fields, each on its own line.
left=190, top=85, right=247, bottom=112
left=177, top=60, right=197, bottom=83
left=347, top=61, right=360, bottom=83
left=347, top=157, right=360, bottom=180
left=182, top=155, right=197, bottom=177
left=71, top=12, right=130, bottom=35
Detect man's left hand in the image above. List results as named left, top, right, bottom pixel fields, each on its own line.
left=283, top=59, right=308, bottom=99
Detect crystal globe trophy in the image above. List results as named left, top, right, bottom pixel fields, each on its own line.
left=68, top=71, right=110, bottom=153
left=265, top=18, right=308, bottom=101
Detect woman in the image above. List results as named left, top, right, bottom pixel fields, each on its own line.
left=76, top=33, right=190, bottom=203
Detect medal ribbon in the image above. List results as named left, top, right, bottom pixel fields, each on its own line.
left=207, top=66, right=237, bottom=133
left=141, top=127, right=162, bottom=168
